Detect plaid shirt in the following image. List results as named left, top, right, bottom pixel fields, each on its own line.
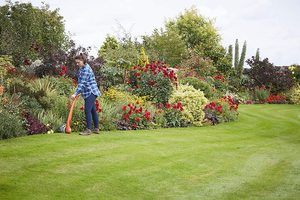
left=75, top=64, right=101, bottom=99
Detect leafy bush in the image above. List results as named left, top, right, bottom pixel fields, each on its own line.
left=289, top=65, right=300, bottom=83
left=246, top=57, right=294, bottom=93
left=37, top=110, right=64, bottom=130
left=0, top=109, right=26, bottom=139
left=48, top=76, right=74, bottom=95
left=210, top=74, right=229, bottom=92
left=128, top=62, right=176, bottom=104
left=169, top=84, right=208, bottom=126
left=98, top=98, right=120, bottom=131
left=252, top=86, right=269, bottom=102
left=180, top=51, right=216, bottom=76
left=0, top=93, right=26, bottom=139
left=118, top=101, right=154, bottom=130
left=97, top=65, right=124, bottom=91
left=180, top=77, right=214, bottom=99
left=23, top=112, right=49, bottom=135
left=204, top=96, right=239, bottom=124
left=252, top=86, right=270, bottom=102
left=290, top=84, right=300, bottom=104
left=163, top=102, right=193, bottom=127
left=20, top=95, right=43, bottom=114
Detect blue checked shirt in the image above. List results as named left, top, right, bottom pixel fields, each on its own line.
left=75, top=64, right=101, bottom=99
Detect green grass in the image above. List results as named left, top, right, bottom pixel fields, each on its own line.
left=1, top=105, right=300, bottom=200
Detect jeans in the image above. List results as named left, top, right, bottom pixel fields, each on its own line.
left=84, top=94, right=99, bottom=129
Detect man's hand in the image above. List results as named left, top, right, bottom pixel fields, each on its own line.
left=70, top=94, right=76, bottom=99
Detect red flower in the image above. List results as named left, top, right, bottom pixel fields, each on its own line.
left=172, top=104, right=178, bottom=110
left=177, top=102, right=182, bottom=108
left=122, top=106, right=127, bottom=111
left=143, top=110, right=151, bottom=121
left=159, top=103, right=164, bottom=109
left=132, top=123, right=137, bottom=129
left=123, top=114, right=129, bottom=121
left=135, top=117, right=141, bottom=123
left=166, top=103, right=171, bottom=109
left=213, top=75, right=225, bottom=82
left=62, top=66, right=67, bottom=72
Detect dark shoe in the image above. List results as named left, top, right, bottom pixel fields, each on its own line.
left=79, top=129, right=92, bottom=136
left=92, top=128, right=100, bottom=134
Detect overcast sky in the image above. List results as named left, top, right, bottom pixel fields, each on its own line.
left=3, top=0, right=300, bottom=66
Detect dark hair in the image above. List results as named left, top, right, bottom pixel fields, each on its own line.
left=75, top=54, right=87, bottom=64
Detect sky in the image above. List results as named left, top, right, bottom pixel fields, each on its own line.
left=2, top=0, right=300, bottom=66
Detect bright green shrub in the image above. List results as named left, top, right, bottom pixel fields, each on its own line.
left=103, top=87, right=146, bottom=105
left=169, top=84, right=208, bottom=126
left=290, top=84, right=300, bottom=104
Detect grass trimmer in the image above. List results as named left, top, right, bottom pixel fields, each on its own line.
left=65, top=95, right=79, bottom=134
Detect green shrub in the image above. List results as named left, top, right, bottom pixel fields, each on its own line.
left=37, top=110, right=63, bottom=130
left=218, top=99, right=239, bottom=122
left=48, top=76, right=74, bottom=96
left=98, top=65, right=124, bottom=91
left=0, top=109, right=26, bottom=139
left=180, top=77, right=214, bottom=99
left=169, top=84, right=208, bottom=126
left=252, top=86, right=270, bottom=102
left=163, top=103, right=193, bottom=127
left=99, top=98, right=121, bottom=131
left=0, top=93, right=27, bottom=139
left=290, top=84, right=300, bottom=104
left=20, top=95, right=43, bottom=114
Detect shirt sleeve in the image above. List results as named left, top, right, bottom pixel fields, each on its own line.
left=75, top=68, right=90, bottom=96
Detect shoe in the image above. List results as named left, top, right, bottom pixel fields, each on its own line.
left=79, top=129, right=92, bottom=136
left=92, top=128, right=100, bottom=134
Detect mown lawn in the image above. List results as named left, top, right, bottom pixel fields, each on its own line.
left=0, top=105, right=300, bottom=200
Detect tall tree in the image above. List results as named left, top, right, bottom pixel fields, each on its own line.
left=255, top=48, right=260, bottom=62
left=98, top=35, right=119, bottom=57
left=234, top=39, right=239, bottom=69
left=142, top=28, right=187, bottom=66
left=166, top=7, right=231, bottom=73
left=227, top=45, right=233, bottom=66
left=0, top=1, right=69, bottom=67
left=237, top=41, right=247, bottom=77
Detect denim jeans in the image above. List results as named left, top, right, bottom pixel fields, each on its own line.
left=84, top=94, right=99, bottom=129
